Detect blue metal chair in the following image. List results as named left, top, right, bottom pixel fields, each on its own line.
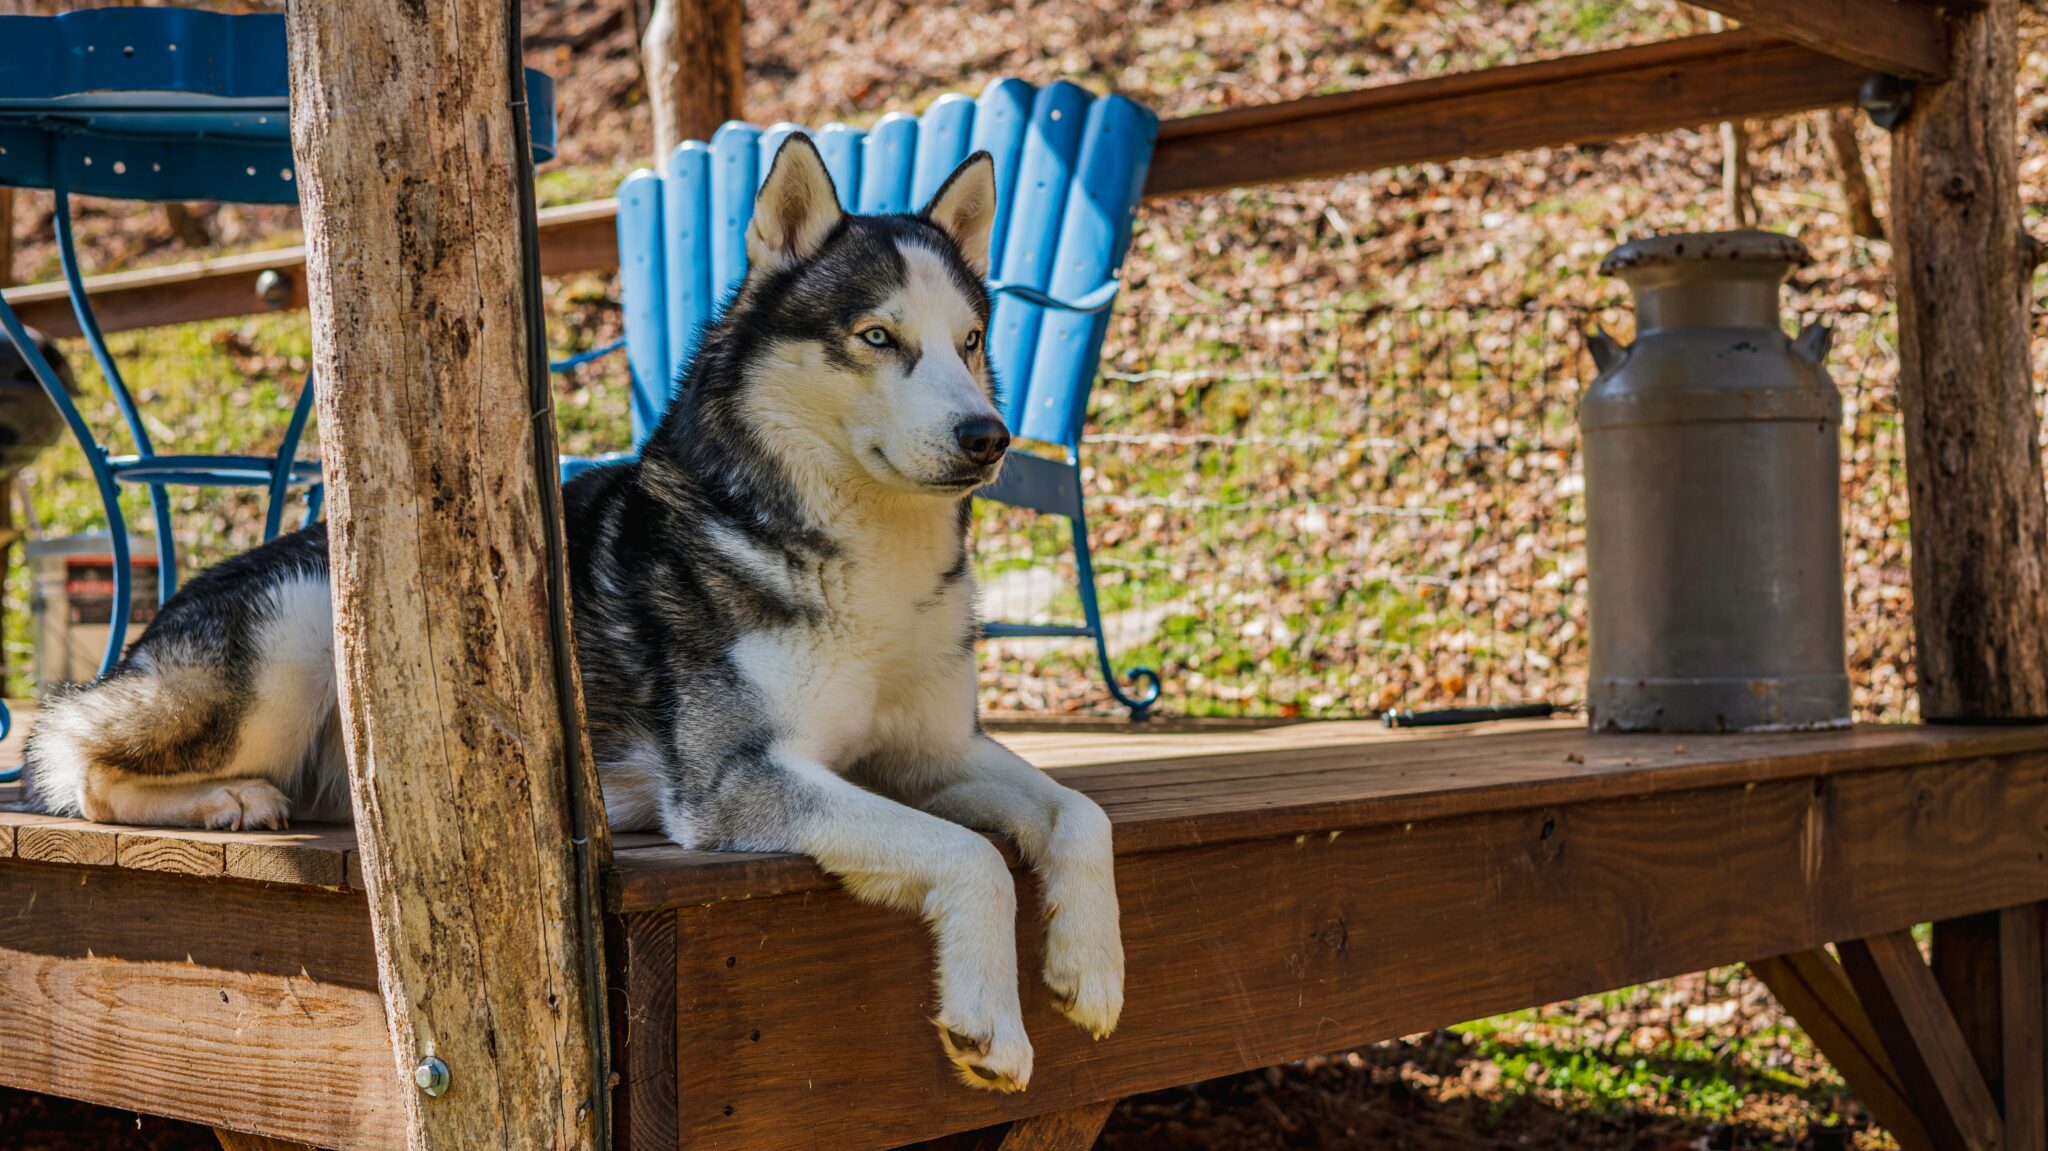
left=606, top=79, right=1164, bottom=717
left=0, top=9, right=555, bottom=738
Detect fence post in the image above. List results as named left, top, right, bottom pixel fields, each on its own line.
left=285, top=0, right=610, bottom=1146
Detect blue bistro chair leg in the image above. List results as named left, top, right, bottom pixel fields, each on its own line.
left=1067, top=495, right=1160, bottom=720
left=264, top=372, right=318, bottom=541
left=53, top=183, right=178, bottom=604
left=0, top=293, right=133, bottom=682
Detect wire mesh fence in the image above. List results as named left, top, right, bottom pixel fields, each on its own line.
left=973, top=302, right=1917, bottom=722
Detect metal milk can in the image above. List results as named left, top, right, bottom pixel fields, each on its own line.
left=1582, top=230, right=1850, bottom=732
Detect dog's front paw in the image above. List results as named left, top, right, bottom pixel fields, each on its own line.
left=933, top=1008, right=1033, bottom=1093
left=196, top=780, right=292, bottom=831
left=1044, top=910, right=1124, bottom=1040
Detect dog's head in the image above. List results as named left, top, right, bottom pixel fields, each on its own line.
left=729, top=133, right=1007, bottom=498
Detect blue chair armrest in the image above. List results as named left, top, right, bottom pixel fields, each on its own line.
left=986, top=279, right=1121, bottom=314
left=560, top=451, right=634, bottom=483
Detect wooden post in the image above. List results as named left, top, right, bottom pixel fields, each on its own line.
left=286, top=1, right=610, bottom=1149
left=1893, top=0, right=2048, bottom=720
left=642, top=0, right=745, bottom=160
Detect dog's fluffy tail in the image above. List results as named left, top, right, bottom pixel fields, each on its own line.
left=22, top=655, right=244, bottom=818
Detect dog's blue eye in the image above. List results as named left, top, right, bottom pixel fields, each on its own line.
left=860, top=327, right=892, bottom=348
left=965, top=329, right=982, bottom=351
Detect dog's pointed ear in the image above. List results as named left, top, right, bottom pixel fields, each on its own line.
left=748, top=134, right=844, bottom=272
left=920, top=151, right=997, bottom=276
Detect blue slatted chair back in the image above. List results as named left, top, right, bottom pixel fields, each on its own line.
left=610, top=79, right=1165, bottom=716
left=613, top=78, right=1158, bottom=450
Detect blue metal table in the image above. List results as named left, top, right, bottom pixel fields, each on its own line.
left=0, top=10, right=556, bottom=747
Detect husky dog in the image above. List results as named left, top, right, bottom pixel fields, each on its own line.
left=23, top=136, right=1121, bottom=1090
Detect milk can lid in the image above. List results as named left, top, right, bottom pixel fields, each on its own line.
left=1600, top=230, right=1813, bottom=275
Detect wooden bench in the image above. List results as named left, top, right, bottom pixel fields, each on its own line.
left=3, top=720, right=2042, bottom=1151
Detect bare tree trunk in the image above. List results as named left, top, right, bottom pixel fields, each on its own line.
left=643, top=0, right=745, bottom=160
left=1706, top=11, right=1757, bottom=227
left=1893, top=0, right=2048, bottom=719
left=285, top=0, right=611, bottom=1147
left=1821, top=107, right=1883, bottom=239
left=161, top=202, right=211, bottom=248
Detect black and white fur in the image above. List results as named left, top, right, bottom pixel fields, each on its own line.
left=23, top=136, right=1121, bottom=1091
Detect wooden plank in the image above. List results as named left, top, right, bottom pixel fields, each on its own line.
left=998, top=1101, right=1115, bottom=1151
left=1749, top=950, right=1936, bottom=1151
left=0, top=859, right=399, bottom=1150
left=1838, top=931, right=2005, bottom=1151
left=287, top=1, right=611, bottom=1148
left=608, top=910, right=680, bottom=1151
left=224, top=828, right=354, bottom=887
left=0, top=808, right=43, bottom=858
left=614, top=725, right=2048, bottom=911
left=1146, top=30, right=1869, bottom=196
left=1692, top=0, right=1949, bottom=79
left=214, top=1130, right=321, bottom=1151
left=0, top=200, right=617, bottom=339
left=17, top=821, right=118, bottom=866
left=648, top=751, right=2048, bottom=1151
left=2003, top=904, right=2047, bottom=1151
left=118, top=831, right=228, bottom=877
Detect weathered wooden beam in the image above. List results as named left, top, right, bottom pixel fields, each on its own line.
left=643, top=0, right=745, bottom=161
left=0, top=199, right=617, bottom=339
left=1690, top=0, right=1949, bottom=80
left=1749, top=949, right=1936, bottom=1151
left=286, top=0, right=609, bottom=1148
left=1837, top=931, right=2005, bottom=1151
left=1146, top=30, right=1868, bottom=195
left=1891, top=0, right=2048, bottom=720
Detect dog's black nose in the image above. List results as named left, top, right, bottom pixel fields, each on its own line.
left=954, top=417, right=1010, bottom=467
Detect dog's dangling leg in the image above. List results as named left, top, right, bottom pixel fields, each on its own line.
left=672, top=748, right=1036, bottom=1091
left=903, top=736, right=1125, bottom=1042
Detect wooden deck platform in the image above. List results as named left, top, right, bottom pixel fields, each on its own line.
left=4, top=720, right=2046, bottom=1150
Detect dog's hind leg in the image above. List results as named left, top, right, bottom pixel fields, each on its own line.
left=892, top=735, right=1124, bottom=1042
left=675, top=747, right=1034, bottom=1092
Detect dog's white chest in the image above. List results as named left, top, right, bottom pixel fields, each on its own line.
left=731, top=535, right=974, bottom=769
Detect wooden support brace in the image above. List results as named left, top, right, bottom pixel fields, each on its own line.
left=1750, top=950, right=1936, bottom=1151
left=1690, top=0, right=1950, bottom=80
left=1147, top=30, right=1869, bottom=196
left=1837, top=931, right=2005, bottom=1151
